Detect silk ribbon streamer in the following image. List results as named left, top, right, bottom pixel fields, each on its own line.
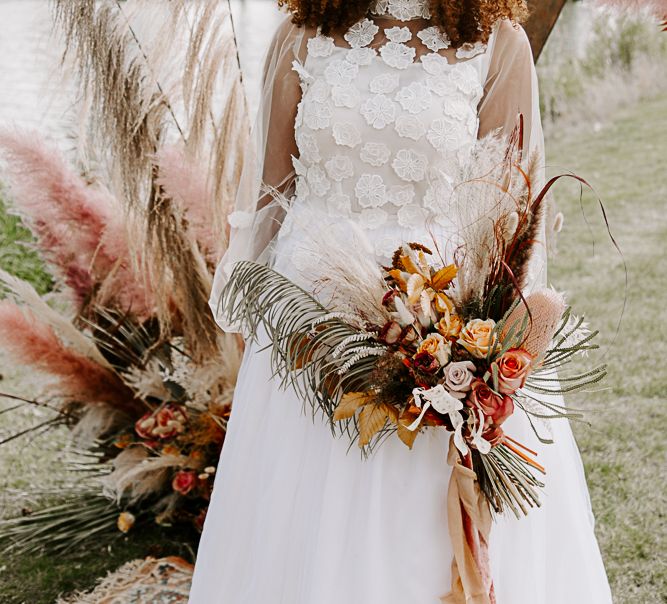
left=441, top=438, right=495, bottom=604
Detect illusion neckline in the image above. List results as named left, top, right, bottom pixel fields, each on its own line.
left=368, top=0, right=431, bottom=22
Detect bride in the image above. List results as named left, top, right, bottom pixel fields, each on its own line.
left=189, top=0, right=612, bottom=602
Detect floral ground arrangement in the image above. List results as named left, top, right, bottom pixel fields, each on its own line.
left=0, top=0, right=247, bottom=555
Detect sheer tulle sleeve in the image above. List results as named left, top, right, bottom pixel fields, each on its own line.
left=209, top=18, right=309, bottom=331
left=478, top=19, right=553, bottom=290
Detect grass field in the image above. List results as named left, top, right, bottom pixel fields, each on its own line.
left=0, top=94, right=666, bottom=603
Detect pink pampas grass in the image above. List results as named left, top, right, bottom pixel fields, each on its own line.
left=0, top=130, right=154, bottom=318
left=155, top=146, right=225, bottom=265
left=0, top=300, right=141, bottom=416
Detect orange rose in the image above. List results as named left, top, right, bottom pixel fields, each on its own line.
left=494, top=348, right=534, bottom=394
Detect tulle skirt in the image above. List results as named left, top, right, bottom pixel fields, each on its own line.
left=188, top=334, right=612, bottom=604
left=189, top=214, right=612, bottom=603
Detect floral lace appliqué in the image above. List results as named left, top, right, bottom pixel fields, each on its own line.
left=344, top=18, right=379, bottom=48
left=394, top=114, right=426, bottom=140
left=324, top=59, right=359, bottom=86
left=370, top=72, right=400, bottom=95
left=303, top=99, right=332, bottom=130
left=397, top=203, right=428, bottom=228
left=359, top=207, right=388, bottom=230
left=307, top=165, right=331, bottom=197
left=331, top=85, right=361, bottom=108
left=420, top=53, right=449, bottom=76
left=395, top=82, right=432, bottom=114
left=426, top=117, right=468, bottom=152
left=360, top=142, right=391, bottom=167
left=456, top=41, right=487, bottom=60
left=355, top=174, right=387, bottom=208
left=417, top=26, right=450, bottom=52
left=380, top=42, right=416, bottom=70
left=327, top=192, right=352, bottom=216
left=360, top=94, right=397, bottom=129
left=325, top=155, right=354, bottom=181
left=307, top=34, right=335, bottom=58
left=447, top=63, right=483, bottom=97
left=392, top=149, right=427, bottom=182
left=387, top=184, right=415, bottom=206
left=347, top=47, right=377, bottom=66
left=385, top=26, right=412, bottom=43
left=370, top=0, right=431, bottom=21
left=296, top=131, right=321, bottom=163
left=332, top=122, right=362, bottom=148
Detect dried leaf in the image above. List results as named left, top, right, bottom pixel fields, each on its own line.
left=431, top=264, right=458, bottom=290
left=385, top=404, right=399, bottom=425
left=397, top=422, right=418, bottom=449
left=333, top=392, right=372, bottom=422
left=358, top=403, right=389, bottom=447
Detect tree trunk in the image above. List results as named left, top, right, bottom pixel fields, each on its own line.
left=525, top=0, right=568, bottom=61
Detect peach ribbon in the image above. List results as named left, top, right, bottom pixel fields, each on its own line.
left=441, top=438, right=495, bottom=604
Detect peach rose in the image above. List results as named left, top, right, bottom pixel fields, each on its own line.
left=467, top=379, right=514, bottom=425
left=458, top=318, right=498, bottom=359
left=417, top=333, right=452, bottom=366
left=494, top=348, right=534, bottom=394
left=436, top=310, right=463, bottom=339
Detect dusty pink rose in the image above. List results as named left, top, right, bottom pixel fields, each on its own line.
left=172, top=470, right=198, bottom=495
left=443, top=360, right=477, bottom=399
left=467, top=379, right=515, bottom=425
left=494, top=348, right=533, bottom=395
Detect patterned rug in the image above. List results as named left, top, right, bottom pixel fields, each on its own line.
left=57, top=556, right=193, bottom=604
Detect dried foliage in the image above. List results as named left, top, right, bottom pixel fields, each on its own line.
left=52, top=0, right=249, bottom=359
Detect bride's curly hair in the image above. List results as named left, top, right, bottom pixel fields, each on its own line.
left=279, top=0, right=528, bottom=46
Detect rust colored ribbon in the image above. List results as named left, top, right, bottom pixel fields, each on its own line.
left=441, top=439, right=495, bottom=604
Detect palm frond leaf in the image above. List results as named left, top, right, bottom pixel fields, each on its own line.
left=220, top=261, right=385, bottom=429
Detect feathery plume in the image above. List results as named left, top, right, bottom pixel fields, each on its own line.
left=0, top=268, right=112, bottom=370
left=154, top=146, right=224, bottom=266
left=0, top=131, right=154, bottom=318
left=0, top=301, right=141, bottom=416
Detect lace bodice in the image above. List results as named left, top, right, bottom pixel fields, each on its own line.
left=284, top=16, right=491, bottom=257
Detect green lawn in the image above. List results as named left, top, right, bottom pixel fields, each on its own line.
left=548, top=94, right=667, bottom=603
left=1, top=95, right=666, bottom=603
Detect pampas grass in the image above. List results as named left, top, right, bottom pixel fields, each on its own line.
left=0, top=268, right=112, bottom=370
left=0, top=301, right=140, bottom=416
left=0, top=131, right=154, bottom=319
left=51, top=0, right=249, bottom=359
left=102, top=447, right=189, bottom=504
left=155, top=146, right=223, bottom=266
left=442, top=134, right=543, bottom=314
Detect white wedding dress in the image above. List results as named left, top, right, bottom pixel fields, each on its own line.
left=189, top=2, right=613, bottom=602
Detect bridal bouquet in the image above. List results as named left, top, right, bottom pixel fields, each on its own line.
left=219, top=130, right=607, bottom=602
left=220, top=133, right=605, bottom=517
